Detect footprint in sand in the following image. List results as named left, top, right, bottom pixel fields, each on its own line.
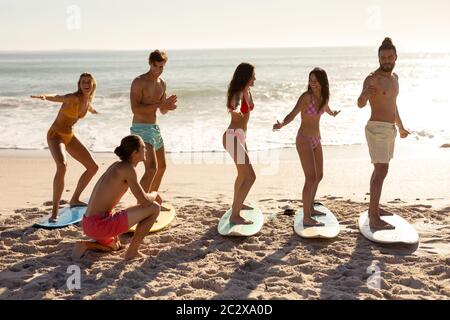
left=411, top=204, right=433, bottom=209
left=11, top=244, right=39, bottom=254
left=242, top=244, right=263, bottom=251
left=388, top=198, right=406, bottom=204
left=33, top=239, right=62, bottom=246
left=176, top=287, right=194, bottom=297
left=159, top=235, right=175, bottom=243
left=43, top=200, right=68, bottom=206
left=190, top=278, right=224, bottom=294
left=289, top=274, right=304, bottom=284
left=259, top=198, right=274, bottom=202
left=325, top=196, right=344, bottom=200
left=399, top=277, right=426, bottom=289
left=277, top=199, right=296, bottom=203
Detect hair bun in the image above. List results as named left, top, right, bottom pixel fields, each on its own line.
left=382, top=37, right=393, bottom=46
left=114, top=145, right=124, bottom=157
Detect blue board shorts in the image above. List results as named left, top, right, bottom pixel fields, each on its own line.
left=130, top=123, right=164, bottom=151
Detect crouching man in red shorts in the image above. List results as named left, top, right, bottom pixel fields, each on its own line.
left=72, top=134, right=161, bottom=260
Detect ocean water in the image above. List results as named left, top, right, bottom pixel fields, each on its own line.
left=0, top=47, right=449, bottom=153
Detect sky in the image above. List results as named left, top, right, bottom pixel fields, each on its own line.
left=1, top=0, right=449, bottom=51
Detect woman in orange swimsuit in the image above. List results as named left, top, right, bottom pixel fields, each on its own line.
left=222, top=62, right=256, bottom=225
left=31, top=73, right=99, bottom=222
left=273, top=68, right=340, bottom=226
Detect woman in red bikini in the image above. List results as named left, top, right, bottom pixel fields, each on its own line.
left=31, top=73, right=99, bottom=222
left=222, top=62, right=256, bottom=225
left=273, top=68, right=340, bottom=226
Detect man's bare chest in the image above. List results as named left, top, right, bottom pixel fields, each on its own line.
left=141, top=82, right=164, bottom=101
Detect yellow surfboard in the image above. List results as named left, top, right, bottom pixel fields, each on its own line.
left=127, top=203, right=176, bottom=233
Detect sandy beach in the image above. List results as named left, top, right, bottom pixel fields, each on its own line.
left=2, top=0, right=450, bottom=303
left=0, top=142, right=449, bottom=300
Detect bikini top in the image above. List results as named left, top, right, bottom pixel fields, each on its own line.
left=304, top=95, right=324, bottom=116
left=240, top=92, right=254, bottom=114
left=61, top=98, right=88, bottom=120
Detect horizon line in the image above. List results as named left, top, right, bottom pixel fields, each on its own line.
left=0, top=45, right=379, bottom=53
left=0, top=45, right=448, bottom=54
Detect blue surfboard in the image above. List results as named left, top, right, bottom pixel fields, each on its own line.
left=33, top=206, right=86, bottom=229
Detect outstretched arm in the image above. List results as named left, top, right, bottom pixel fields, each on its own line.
left=30, top=93, right=73, bottom=103
left=273, top=94, right=307, bottom=130
left=325, top=103, right=340, bottom=117
left=88, top=104, right=99, bottom=114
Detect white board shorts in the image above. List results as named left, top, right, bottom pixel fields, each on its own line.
left=365, top=121, right=397, bottom=164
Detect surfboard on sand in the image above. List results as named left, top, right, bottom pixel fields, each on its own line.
left=128, top=203, right=176, bottom=233
left=33, top=206, right=87, bottom=229
left=358, top=211, right=419, bottom=244
left=218, top=205, right=264, bottom=236
left=294, top=202, right=340, bottom=239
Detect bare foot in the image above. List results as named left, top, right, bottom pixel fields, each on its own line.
left=124, top=247, right=142, bottom=260
left=48, top=214, right=58, bottom=223
left=72, top=242, right=88, bottom=260
left=369, top=218, right=395, bottom=230
left=303, top=217, right=324, bottom=227
left=311, top=207, right=327, bottom=216
left=379, top=208, right=394, bottom=216
left=70, top=200, right=88, bottom=208
left=111, top=237, right=123, bottom=251
left=229, top=215, right=253, bottom=225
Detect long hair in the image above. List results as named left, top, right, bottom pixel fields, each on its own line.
left=227, top=62, right=254, bottom=110
left=307, top=67, right=329, bottom=110
left=75, top=72, right=97, bottom=102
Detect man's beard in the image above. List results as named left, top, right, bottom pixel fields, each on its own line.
left=380, top=62, right=395, bottom=72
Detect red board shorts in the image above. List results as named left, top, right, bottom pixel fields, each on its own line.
left=82, top=210, right=129, bottom=246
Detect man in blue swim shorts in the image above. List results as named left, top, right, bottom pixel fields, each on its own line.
left=130, top=50, right=178, bottom=203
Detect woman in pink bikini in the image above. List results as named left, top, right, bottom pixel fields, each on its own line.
left=222, top=62, right=256, bottom=225
left=273, top=68, right=340, bottom=226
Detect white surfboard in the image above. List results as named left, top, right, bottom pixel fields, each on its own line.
left=218, top=205, right=264, bottom=237
left=294, top=203, right=340, bottom=239
left=358, top=211, right=419, bottom=244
